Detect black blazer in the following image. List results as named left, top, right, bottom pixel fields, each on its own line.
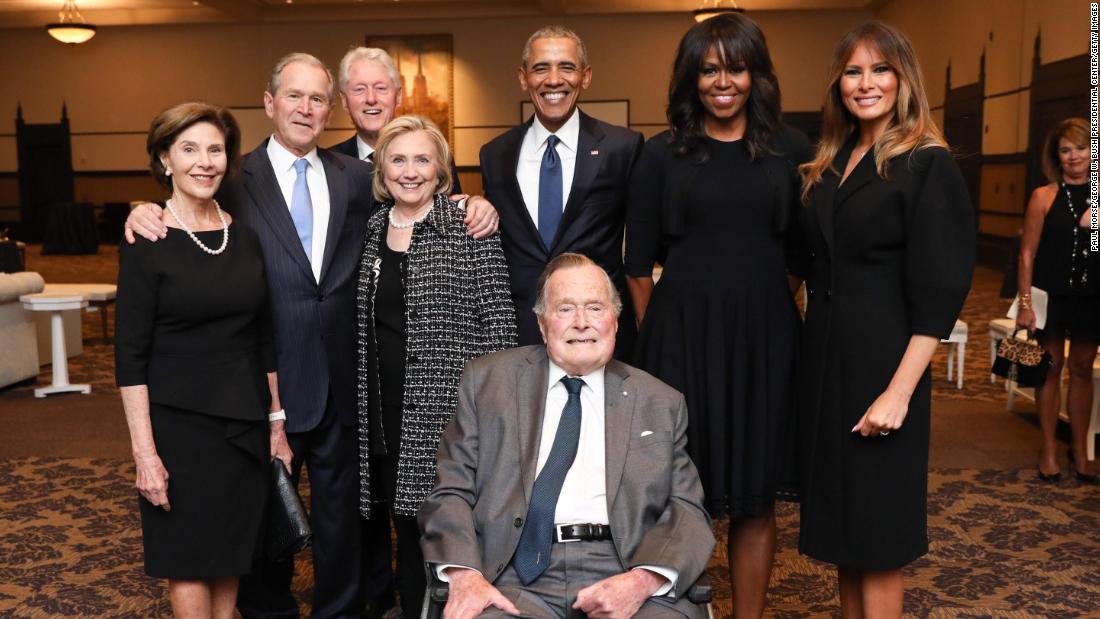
left=479, top=111, right=644, bottom=355
left=330, top=134, right=463, bottom=195
left=217, top=140, right=375, bottom=433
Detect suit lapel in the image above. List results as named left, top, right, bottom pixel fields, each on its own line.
left=318, top=149, right=347, bottom=285
left=835, top=143, right=876, bottom=207
left=243, top=142, right=315, bottom=282
left=550, top=112, right=604, bottom=253
left=517, top=348, right=550, bottom=503
left=603, top=360, right=633, bottom=511
left=502, top=120, right=546, bottom=257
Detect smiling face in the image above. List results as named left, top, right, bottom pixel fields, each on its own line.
left=538, top=264, right=618, bottom=376
left=697, top=45, right=752, bottom=132
left=1057, top=136, right=1089, bottom=181
left=340, top=58, right=399, bottom=147
left=839, top=41, right=898, bottom=138
left=518, top=37, right=592, bottom=133
left=264, top=60, right=333, bottom=157
left=381, top=129, right=439, bottom=210
left=160, top=121, right=227, bottom=203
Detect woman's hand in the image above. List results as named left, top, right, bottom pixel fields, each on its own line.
left=852, top=388, right=910, bottom=437
left=1016, top=307, right=1037, bottom=333
left=134, top=452, right=171, bottom=511
left=270, top=420, right=293, bottom=473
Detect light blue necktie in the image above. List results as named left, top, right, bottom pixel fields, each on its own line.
left=513, top=376, right=584, bottom=585
left=537, top=135, right=563, bottom=251
left=291, top=158, right=313, bottom=262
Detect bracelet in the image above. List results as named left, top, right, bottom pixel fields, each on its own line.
left=268, top=409, right=286, bottom=422
left=1018, top=294, right=1033, bottom=311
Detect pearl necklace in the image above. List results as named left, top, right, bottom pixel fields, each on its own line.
left=389, top=205, right=432, bottom=229
left=165, top=198, right=229, bottom=255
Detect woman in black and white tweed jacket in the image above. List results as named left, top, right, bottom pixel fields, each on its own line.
left=355, top=115, right=516, bottom=617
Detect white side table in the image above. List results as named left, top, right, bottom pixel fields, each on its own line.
left=940, top=320, right=968, bottom=389
left=42, top=283, right=118, bottom=341
left=20, top=293, right=91, bottom=398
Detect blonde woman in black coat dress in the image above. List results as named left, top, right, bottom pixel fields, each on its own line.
left=797, top=22, right=974, bottom=617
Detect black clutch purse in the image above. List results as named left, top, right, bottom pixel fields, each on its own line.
left=992, top=329, right=1052, bottom=388
left=265, top=459, right=312, bottom=561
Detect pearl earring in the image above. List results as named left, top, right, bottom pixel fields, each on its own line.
left=165, top=169, right=172, bottom=176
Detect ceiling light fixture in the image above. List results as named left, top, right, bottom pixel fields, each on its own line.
left=693, top=0, right=745, bottom=22
left=46, top=0, right=96, bottom=44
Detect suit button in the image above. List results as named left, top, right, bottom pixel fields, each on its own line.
left=810, top=250, right=816, bottom=258
left=317, top=294, right=325, bottom=302
left=410, top=310, right=419, bottom=320
left=513, top=517, right=523, bottom=527
left=807, top=286, right=816, bottom=298
left=825, top=290, right=832, bottom=299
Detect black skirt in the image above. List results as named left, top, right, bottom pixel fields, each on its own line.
left=139, top=404, right=268, bottom=579
left=1040, top=294, right=1100, bottom=343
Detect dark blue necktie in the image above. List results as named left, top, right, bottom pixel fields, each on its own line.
left=537, top=135, right=563, bottom=251
left=513, top=376, right=585, bottom=585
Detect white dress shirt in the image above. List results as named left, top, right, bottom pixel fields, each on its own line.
left=542, top=361, right=609, bottom=526
left=267, top=136, right=330, bottom=282
left=355, top=135, right=375, bottom=162
left=516, top=109, right=580, bottom=230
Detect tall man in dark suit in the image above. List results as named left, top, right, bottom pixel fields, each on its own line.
left=420, top=253, right=714, bottom=619
left=479, top=26, right=644, bottom=358
left=124, top=52, right=501, bottom=618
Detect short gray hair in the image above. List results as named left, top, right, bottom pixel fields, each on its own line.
left=267, top=52, right=335, bottom=103
left=521, top=25, right=588, bottom=68
left=338, top=46, right=402, bottom=97
left=532, top=253, right=621, bottom=317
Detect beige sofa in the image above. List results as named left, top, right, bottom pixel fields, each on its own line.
left=0, top=272, right=45, bottom=388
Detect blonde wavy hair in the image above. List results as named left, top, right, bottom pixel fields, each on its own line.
left=800, top=21, right=946, bottom=203
left=372, top=115, right=453, bottom=203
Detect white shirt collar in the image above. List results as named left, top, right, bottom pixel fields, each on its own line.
left=547, top=357, right=605, bottom=398
left=267, top=135, right=322, bottom=174
left=531, top=108, right=581, bottom=155
left=356, top=135, right=375, bottom=162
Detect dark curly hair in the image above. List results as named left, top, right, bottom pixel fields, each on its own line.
left=667, top=12, right=781, bottom=163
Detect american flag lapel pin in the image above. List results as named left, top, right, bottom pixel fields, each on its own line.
left=590, top=149, right=599, bottom=156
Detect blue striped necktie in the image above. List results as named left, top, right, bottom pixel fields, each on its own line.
left=513, top=376, right=584, bottom=585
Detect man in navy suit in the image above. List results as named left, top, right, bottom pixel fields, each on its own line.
left=479, top=26, right=643, bottom=358
left=124, top=52, right=494, bottom=619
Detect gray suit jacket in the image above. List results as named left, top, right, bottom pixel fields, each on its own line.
left=419, top=345, right=714, bottom=617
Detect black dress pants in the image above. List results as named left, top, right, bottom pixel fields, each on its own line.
left=237, top=397, right=363, bottom=619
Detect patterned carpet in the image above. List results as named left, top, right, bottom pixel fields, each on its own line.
left=4, top=247, right=1099, bottom=617
left=1, top=458, right=1098, bottom=617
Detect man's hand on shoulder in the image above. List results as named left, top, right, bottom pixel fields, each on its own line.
left=443, top=567, right=520, bottom=619
left=123, top=202, right=167, bottom=244
left=454, top=194, right=499, bottom=239
left=573, top=568, right=667, bottom=619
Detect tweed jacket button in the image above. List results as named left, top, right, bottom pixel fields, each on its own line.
left=408, top=354, right=419, bottom=364
left=513, top=517, right=523, bottom=527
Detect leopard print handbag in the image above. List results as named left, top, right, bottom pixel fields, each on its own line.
left=992, top=329, right=1052, bottom=387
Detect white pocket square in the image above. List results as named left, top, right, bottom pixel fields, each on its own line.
left=640, top=430, right=654, bottom=437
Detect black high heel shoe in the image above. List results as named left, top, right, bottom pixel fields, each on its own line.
left=1037, top=470, right=1062, bottom=483
left=1068, top=449, right=1100, bottom=485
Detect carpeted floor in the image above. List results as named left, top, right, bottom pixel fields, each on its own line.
left=2, top=246, right=1098, bottom=617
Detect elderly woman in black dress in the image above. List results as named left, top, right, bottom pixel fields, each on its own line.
left=797, top=22, right=974, bottom=617
left=116, top=102, right=288, bottom=618
left=625, top=13, right=810, bottom=617
left=1016, top=118, right=1099, bottom=483
left=356, top=114, right=517, bottom=618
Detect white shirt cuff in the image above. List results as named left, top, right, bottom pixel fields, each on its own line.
left=635, top=566, right=677, bottom=597
left=435, top=564, right=482, bottom=582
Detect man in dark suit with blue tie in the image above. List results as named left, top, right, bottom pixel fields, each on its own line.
left=479, top=26, right=644, bottom=358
